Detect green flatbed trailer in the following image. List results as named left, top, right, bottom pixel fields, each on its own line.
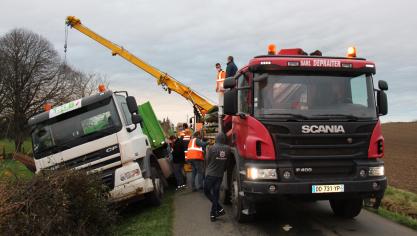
left=138, top=101, right=167, bottom=158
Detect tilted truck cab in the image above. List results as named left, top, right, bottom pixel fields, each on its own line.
left=28, top=89, right=165, bottom=204
left=221, top=46, right=389, bottom=221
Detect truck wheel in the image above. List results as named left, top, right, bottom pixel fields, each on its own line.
left=329, top=198, right=363, bottom=218
left=148, top=167, right=164, bottom=206
left=220, top=172, right=231, bottom=205
left=220, top=185, right=232, bottom=205
left=231, top=165, right=251, bottom=222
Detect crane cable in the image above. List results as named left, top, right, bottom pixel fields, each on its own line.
left=64, top=24, right=69, bottom=65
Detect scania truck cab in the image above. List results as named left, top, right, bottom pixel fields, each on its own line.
left=28, top=88, right=164, bottom=203
left=221, top=46, right=389, bottom=221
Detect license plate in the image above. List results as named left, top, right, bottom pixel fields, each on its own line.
left=312, top=184, right=344, bottom=193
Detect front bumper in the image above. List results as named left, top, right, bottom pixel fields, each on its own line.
left=242, top=177, right=386, bottom=197
left=240, top=159, right=387, bottom=200
left=110, top=177, right=154, bottom=202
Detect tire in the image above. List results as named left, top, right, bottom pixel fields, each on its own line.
left=231, top=165, right=252, bottom=222
left=148, top=167, right=164, bottom=206
left=329, top=198, right=363, bottom=218
left=220, top=172, right=231, bottom=205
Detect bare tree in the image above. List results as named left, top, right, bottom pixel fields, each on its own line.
left=0, top=53, right=7, bottom=117
left=56, top=64, right=110, bottom=102
left=0, top=29, right=69, bottom=151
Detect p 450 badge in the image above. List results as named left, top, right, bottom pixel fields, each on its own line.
left=295, top=168, right=313, bottom=173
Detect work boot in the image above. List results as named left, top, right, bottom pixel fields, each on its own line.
left=216, top=208, right=225, bottom=217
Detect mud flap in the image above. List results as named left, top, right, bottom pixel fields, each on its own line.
left=240, top=192, right=256, bottom=215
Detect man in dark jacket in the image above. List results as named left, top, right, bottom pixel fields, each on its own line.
left=226, top=56, right=238, bottom=78
left=204, top=133, right=231, bottom=221
left=171, top=136, right=186, bottom=190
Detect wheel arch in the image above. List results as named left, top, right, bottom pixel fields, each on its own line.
left=143, top=148, right=161, bottom=178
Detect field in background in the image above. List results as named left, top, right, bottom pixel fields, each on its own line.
left=382, top=122, right=417, bottom=193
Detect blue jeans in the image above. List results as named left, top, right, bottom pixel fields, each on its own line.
left=189, top=160, right=204, bottom=190
left=204, top=175, right=223, bottom=216
left=173, top=163, right=184, bottom=187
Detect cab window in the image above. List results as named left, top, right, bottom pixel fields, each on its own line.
left=237, top=73, right=252, bottom=114
left=115, top=95, right=133, bottom=125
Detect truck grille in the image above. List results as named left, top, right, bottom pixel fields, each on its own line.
left=262, top=121, right=375, bottom=160
left=48, top=144, right=122, bottom=188
left=291, top=160, right=355, bottom=179
left=100, top=164, right=122, bottom=189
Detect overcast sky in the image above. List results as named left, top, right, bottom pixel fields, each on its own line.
left=1, top=0, right=416, bottom=124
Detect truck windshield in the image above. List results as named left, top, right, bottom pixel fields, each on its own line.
left=254, top=74, right=377, bottom=119
left=31, top=97, right=122, bottom=159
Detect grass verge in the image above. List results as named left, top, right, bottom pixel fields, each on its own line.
left=0, top=159, right=33, bottom=180
left=367, top=186, right=417, bottom=230
left=115, top=189, right=174, bottom=236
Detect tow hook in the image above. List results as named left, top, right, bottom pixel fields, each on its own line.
left=364, top=195, right=383, bottom=209
left=242, top=200, right=256, bottom=215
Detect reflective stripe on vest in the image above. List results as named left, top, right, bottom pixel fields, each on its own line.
left=185, top=138, right=204, bottom=160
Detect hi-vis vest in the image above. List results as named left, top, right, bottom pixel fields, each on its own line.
left=185, top=138, right=204, bottom=160
left=180, top=129, right=191, bottom=141
left=216, top=70, right=226, bottom=92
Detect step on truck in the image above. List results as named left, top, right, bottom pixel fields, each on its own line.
left=221, top=45, right=389, bottom=221
left=28, top=87, right=165, bottom=204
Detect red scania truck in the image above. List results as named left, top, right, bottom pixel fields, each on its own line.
left=220, top=45, right=388, bottom=221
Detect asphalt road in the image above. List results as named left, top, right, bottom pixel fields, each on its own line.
left=173, top=188, right=417, bottom=236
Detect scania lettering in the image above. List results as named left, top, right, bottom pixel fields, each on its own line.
left=302, top=125, right=345, bottom=134
left=28, top=88, right=165, bottom=204
left=220, top=45, right=389, bottom=221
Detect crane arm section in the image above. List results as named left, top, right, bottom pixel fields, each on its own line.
left=66, top=16, right=214, bottom=116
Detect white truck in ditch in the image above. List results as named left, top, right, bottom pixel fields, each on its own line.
left=28, top=89, right=165, bottom=204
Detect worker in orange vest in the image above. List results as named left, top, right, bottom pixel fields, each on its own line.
left=186, top=131, right=207, bottom=191
left=215, top=63, right=226, bottom=132
left=215, top=63, right=226, bottom=93
left=180, top=123, right=192, bottom=155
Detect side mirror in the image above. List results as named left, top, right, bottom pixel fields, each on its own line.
left=378, top=80, right=388, bottom=91
left=131, top=114, right=143, bottom=124
left=224, top=89, right=238, bottom=115
left=253, top=73, right=268, bottom=83
left=377, top=90, right=388, bottom=115
left=223, top=77, right=236, bottom=89
left=126, top=96, right=138, bottom=114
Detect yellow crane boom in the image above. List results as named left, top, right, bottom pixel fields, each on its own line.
left=65, top=16, right=215, bottom=118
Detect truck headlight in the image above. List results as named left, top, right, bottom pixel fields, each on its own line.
left=368, top=166, right=384, bottom=176
left=120, top=169, right=140, bottom=181
left=247, top=168, right=277, bottom=180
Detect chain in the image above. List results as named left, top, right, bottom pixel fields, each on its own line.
left=64, top=24, right=69, bottom=65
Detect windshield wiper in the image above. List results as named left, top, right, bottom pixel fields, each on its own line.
left=312, top=114, right=359, bottom=121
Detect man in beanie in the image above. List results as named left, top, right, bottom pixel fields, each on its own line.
left=204, top=132, right=231, bottom=221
